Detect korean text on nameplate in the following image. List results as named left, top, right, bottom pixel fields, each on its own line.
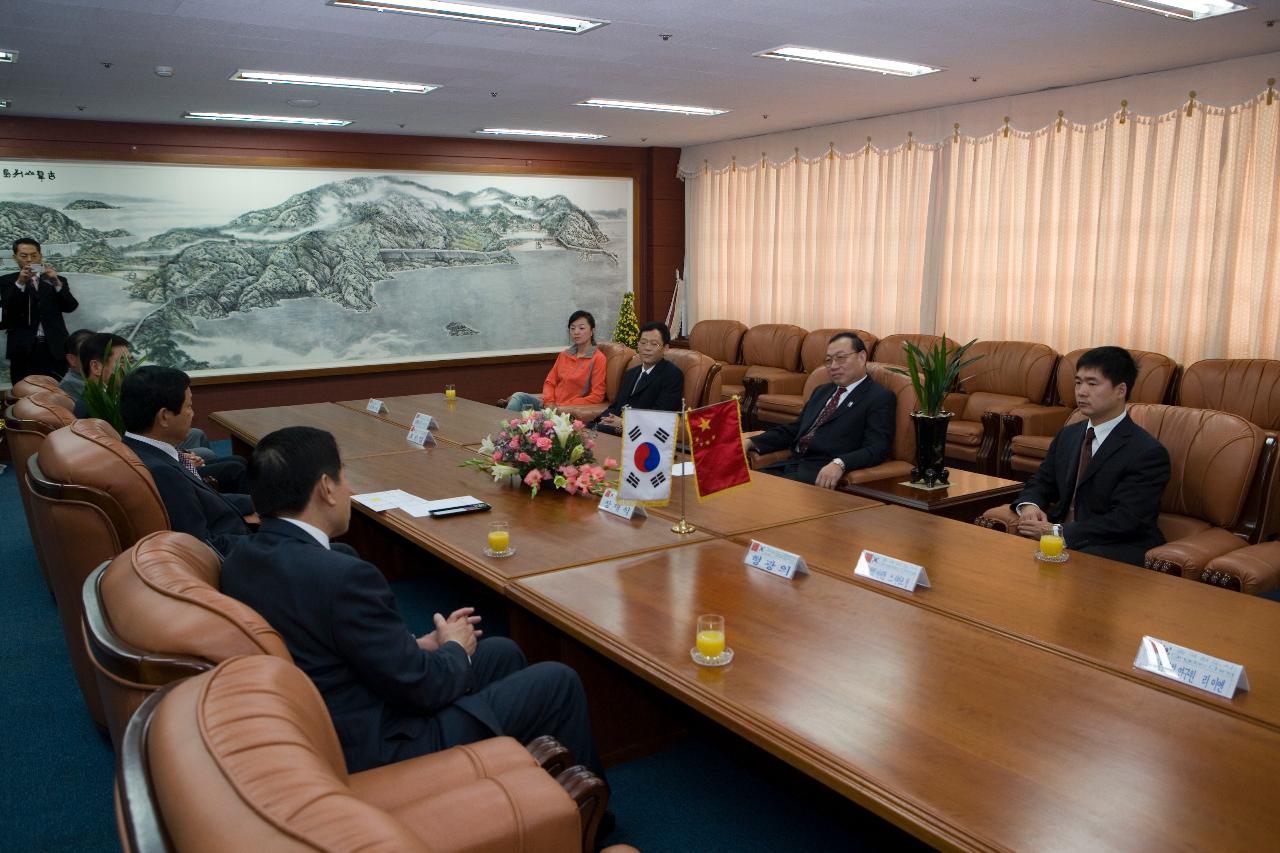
left=744, top=540, right=808, bottom=580
left=597, top=488, right=647, bottom=520
left=1133, top=635, right=1249, bottom=699
left=854, top=549, right=930, bottom=592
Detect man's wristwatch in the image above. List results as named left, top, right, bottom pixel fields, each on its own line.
left=830, top=458, right=846, bottom=470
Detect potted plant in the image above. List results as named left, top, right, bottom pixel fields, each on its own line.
left=888, top=336, right=982, bottom=486
left=83, top=352, right=143, bottom=435
left=462, top=407, right=619, bottom=497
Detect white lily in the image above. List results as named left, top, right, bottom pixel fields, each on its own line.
left=549, top=409, right=574, bottom=446
left=489, top=463, right=519, bottom=480
left=477, top=435, right=496, bottom=456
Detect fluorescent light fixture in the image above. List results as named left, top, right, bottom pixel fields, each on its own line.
left=0, top=100, right=8, bottom=109
left=231, top=69, right=437, bottom=94
left=183, top=112, right=352, bottom=126
left=327, top=0, right=607, bottom=33
left=756, top=45, right=940, bottom=77
left=0, top=50, right=17, bottom=63
left=1092, top=0, right=1248, bottom=19
left=576, top=98, right=728, bottom=116
left=477, top=128, right=607, bottom=139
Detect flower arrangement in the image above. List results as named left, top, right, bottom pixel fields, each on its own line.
left=461, top=407, right=618, bottom=497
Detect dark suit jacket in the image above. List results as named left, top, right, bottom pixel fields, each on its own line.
left=1013, top=415, right=1170, bottom=566
left=123, top=436, right=251, bottom=557
left=221, top=518, right=500, bottom=773
left=0, top=272, right=78, bottom=360
left=750, top=376, right=896, bottom=483
left=596, top=358, right=684, bottom=422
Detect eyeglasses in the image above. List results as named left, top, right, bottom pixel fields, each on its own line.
left=823, top=351, right=858, bottom=366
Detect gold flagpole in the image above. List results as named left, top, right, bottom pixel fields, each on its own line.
left=671, top=398, right=696, bottom=535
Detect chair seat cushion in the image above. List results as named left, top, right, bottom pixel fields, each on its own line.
left=961, top=391, right=1030, bottom=420
left=1156, top=513, right=1214, bottom=543
left=946, top=419, right=985, bottom=447
left=1009, top=434, right=1053, bottom=458
left=756, top=393, right=805, bottom=418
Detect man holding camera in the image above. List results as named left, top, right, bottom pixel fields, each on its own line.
left=2, top=237, right=79, bottom=385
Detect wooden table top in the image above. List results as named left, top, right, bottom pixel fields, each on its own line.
left=210, top=402, right=421, bottom=460
left=840, top=469, right=1022, bottom=513
left=510, top=539, right=1280, bottom=852
left=729, top=503, right=1280, bottom=731
left=341, top=443, right=714, bottom=590
left=338, top=394, right=509, bottom=448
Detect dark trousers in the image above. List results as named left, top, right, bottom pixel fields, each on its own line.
left=7, top=341, right=64, bottom=386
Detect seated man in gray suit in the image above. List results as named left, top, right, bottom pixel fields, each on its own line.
left=747, top=331, right=895, bottom=489
left=120, top=365, right=255, bottom=557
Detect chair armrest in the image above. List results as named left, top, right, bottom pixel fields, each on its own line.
left=838, top=460, right=912, bottom=487
left=1007, top=404, right=1074, bottom=438
left=560, top=403, right=607, bottom=423
left=1144, top=528, right=1247, bottom=579
left=749, top=448, right=790, bottom=470
left=762, top=373, right=807, bottom=396
left=1201, top=542, right=1280, bottom=595
left=719, top=364, right=749, bottom=386
left=942, top=391, right=967, bottom=414
left=975, top=504, right=1019, bottom=532
left=350, top=737, right=535, bottom=810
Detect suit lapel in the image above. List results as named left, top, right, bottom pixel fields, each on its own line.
left=797, top=384, right=837, bottom=435
left=1077, top=415, right=1132, bottom=488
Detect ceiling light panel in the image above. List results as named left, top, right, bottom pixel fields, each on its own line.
left=0, top=50, right=17, bottom=63
left=1091, top=0, right=1249, bottom=20
left=0, top=100, right=9, bottom=109
left=756, top=45, right=941, bottom=77
left=183, top=112, right=352, bottom=126
left=327, top=0, right=607, bottom=33
left=231, top=70, right=437, bottom=94
left=576, top=98, right=728, bottom=116
left=476, top=128, right=607, bottom=139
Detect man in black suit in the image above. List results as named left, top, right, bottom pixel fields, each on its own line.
left=593, top=321, right=684, bottom=434
left=221, top=426, right=604, bottom=778
left=2, top=238, right=79, bottom=384
left=748, top=331, right=895, bottom=488
left=1011, top=346, right=1171, bottom=566
left=120, top=366, right=255, bottom=558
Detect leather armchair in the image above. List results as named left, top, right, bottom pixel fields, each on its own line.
left=558, top=342, right=636, bottom=423
left=720, top=324, right=807, bottom=427
left=688, top=319, right=747, bottom=368
left=1178, top=359, right=1280, bottom=544
left=82, top=530, right=291, bottom=750
left=754, top=328, right=877, bottom=426
left=944, top=340, right=1058, bottom=473
left=664, top=348, right=723, bottom=409
left=5, top=373, right=63, bottom=405
left=869, top=333, right=955, bottom=368
left=27, top=419, right=170, bottom=729
left=117, top=655, right=628, bottom=853
left=1000, top=349, right=1176, bottom=478
left=5, top=390, right=76, bottom=592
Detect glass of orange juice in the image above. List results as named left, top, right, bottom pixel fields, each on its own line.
left=1038, top=524, right=1067, bottom=562
left=444, top=384, right=457, bottom=400
left=693, top=614, right=732, bottom=666
left=485, top=521, right=513, bottom=557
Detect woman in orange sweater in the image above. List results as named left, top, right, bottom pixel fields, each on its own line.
left=506, top=310, right=607, bottom=411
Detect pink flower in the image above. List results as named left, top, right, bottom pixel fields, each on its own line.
left=543, top=419, right=555, bottom=430
left=508, top=419, right=519, bottom=427
left=492, top=451, right=503, bottom=462
left=559, top=465, right=579, bottom=478
left=587, top=440, right=596, bottom=450
left=572, top=420, right=584, bottom=430
left=603, top=458, right=619, bottom=469
left=534, top=435, right=553, bottom=451
left=508, top=433, right=522, bottom=447
left=523, top=469, right=544, bottom=487
left=516, top=452, right=532, bottom=463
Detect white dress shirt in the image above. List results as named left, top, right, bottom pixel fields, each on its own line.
left=281, top=517, right=331, bottom=550
left=124, top=431, right=179, bottom=462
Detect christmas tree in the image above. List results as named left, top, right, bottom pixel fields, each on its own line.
left=613, top=291, right=639, bottom=349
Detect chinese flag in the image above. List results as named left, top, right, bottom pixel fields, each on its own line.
left=687, top=399, right=752, bottom=499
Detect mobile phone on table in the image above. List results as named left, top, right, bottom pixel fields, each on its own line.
left=428, top=502, right=491, bottom=517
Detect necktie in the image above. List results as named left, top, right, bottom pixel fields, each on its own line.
left=1066, top=426, right=1096, bottom=522
left=180, top=452, right=203, bottom=480
left=796, top=388, right=844, bottom=455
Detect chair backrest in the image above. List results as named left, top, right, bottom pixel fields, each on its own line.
left=688, top=319, right=747, bottom=365
left=6, top=392, right=77, bottom=590
left=596, top=342, right=637, bottom=403
left=870, top=334, right=957, bottom=368
left=799, top=329, right=879, bottom=373
left=27, top=419, right=170, bottom=730
left=1128, top=403, right=1264, bottom=529
left=664, top=349, right=722, bottom=409
left=866, top=364, right=918, bottom=464
left=119, top=656, right=430, bottom=853
left=959, top=340, right=1058, bottom=402
left=85, top=531, right=291, bottom=749
left=740, top=323, right=807, bottom=372
left=1055, top=348, right=1177, bottom=407
left=1178, top=359, right=1280, bottom=431
left=12, top=374, right=63, bottom=398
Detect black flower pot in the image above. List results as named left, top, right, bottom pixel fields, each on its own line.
left=910, top=411, right=952, bottom=486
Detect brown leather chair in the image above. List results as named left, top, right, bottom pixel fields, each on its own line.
left=720, top=323, right=808, bottom=428
left=117, top=655, right=629, bottom=853
left=1177, top=359, right=1280, bottom=544
left=82, top=531, right=292, bottom=750
left=944, top=340, right=1058, bottom=473
left=688, top=319, right=747, bottom=370
left=559, top=342, right=636, bottom=423
left=27, top=419, right=170, bottom=729
left=6, top=373, right=63, bottom=405
left=869, top=333, right=955, bottom=368
left=977, top=404, right=1277, bottom=592
left=1000, top=349, right=1177, bottom=478
left=5, top=390, right=77, bottom=591
left=664, top=348, right=723, bottom=409
left=754, top=328, right=878, bottom=426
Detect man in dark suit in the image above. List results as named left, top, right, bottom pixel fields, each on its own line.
left=2, top=237, right=79, bottom=384
left=1012, top=346, right=1170, bottom=566
left=593, top=321, right=684, bottom=434
left=748, top=331, right=895, bottom=488
left=120, top=365, right=255, bottom=558
left=221, top=426, right=604, bottom=778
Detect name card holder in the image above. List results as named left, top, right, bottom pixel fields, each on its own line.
left=366, top=398, right=388, bottom=414
left=744, top=540, right=808, bottom=580
left=854, top=549, right=930, bottom=592
left=406, top=426, right=436, bottom=447
left=411, top=412, right=438, bottom=431
left=1133, top=635, right=1250, bottom=699
left=598, top=488, right=647, bottom=520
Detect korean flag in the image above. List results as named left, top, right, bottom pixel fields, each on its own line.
left=619, top=408, right=678, bottom=506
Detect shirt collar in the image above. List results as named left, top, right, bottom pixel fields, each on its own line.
left=1088, top=409, right=1128, bottom=448
left=564, top=343, right=597, bottom=358
left=125, top=431, right=179, bottom=462
left=280, top=517, right=330, bottom=549
left=839, top=375, right=867, bottom=396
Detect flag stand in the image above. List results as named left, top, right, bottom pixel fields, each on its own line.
left=671, top=399, right=697, bottom=535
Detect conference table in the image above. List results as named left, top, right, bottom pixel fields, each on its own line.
left=210, top=396, right=1280, bottom=852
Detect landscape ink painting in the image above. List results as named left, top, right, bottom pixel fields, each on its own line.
left=0, top=161, right=633, bottom=377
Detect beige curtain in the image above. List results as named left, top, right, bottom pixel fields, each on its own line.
left=684, top=145, right=936, bottom=334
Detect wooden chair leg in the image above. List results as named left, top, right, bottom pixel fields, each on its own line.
left=557, top=765, right=610, bottom=853
left=527, top=734, right=574, bottom=777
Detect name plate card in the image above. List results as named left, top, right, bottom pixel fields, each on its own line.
left=366, top=398, right=388, bottom=414
left=744, top=540, right=808, bottom=580
left=854, top=549, right=931, bottom=592
left=597, top=488, right=647, bottom=520
left=1134, top=636, right=1250, bottom=699
left=406, top=426, right=436, bottom=447
left=411, top=412, right=437, bottom=431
